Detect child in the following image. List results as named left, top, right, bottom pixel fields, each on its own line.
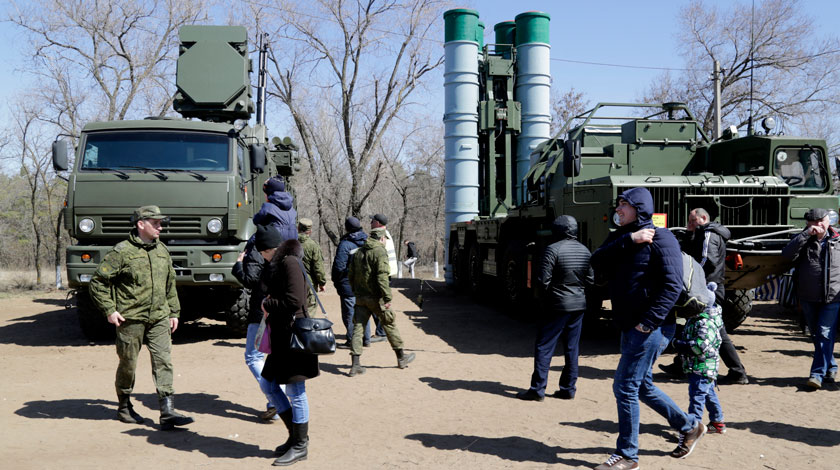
left=673, top=282, right=727, bottom=435
left=253, top=176, right=297, bottom=241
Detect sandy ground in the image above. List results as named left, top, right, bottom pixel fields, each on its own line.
left=1, top=279, right=839, bottom=470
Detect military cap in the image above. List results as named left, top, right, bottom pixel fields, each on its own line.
left=805, top=208, right=829, bottom=221
left=298, top=218, right=313, bottom=231
left=371, top=213, right=388, bottom=226
left=132, top=205, right=167, bottom=223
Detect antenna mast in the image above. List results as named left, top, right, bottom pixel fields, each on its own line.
left=747, top=0, right=755, bottom=136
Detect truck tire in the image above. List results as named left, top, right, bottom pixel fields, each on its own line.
left=449, top=238, right=467, bottom=291
left=76, top=288, right=115, bottom=342
left=223, top=288, right=251, bottom=336
left=467, top=243, right=484, bottom=296
left=502, top=244, right=527, bottom=307
left=721, top=289, right=753, bottom=332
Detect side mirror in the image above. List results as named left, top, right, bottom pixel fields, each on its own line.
left=563, top=139, right=581, bottom=177
left=249, top=143, right=266, bottom=173
left=52, top=140, right=68, bottom=171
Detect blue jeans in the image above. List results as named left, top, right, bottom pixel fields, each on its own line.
left=245, top=322, right=286, bottom=410
left=285, top=381, right=309, bottom=423
left=687, top=374, right=724, bottom=423
left=529, top=311, right=584, bottom=396
left=801, top=301, right=840, bottom=381
left=613, top=325, right=695, bottom=462
left=340, top=295, right=371, bottom=343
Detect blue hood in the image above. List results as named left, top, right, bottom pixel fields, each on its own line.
left=267, top=191, right=293, bottom=210
left=618, top=187, right=654, bottom=229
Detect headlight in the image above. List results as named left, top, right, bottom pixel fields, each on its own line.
left=78, top=218, right=95, bottom=233
left=209, top=273, right=224, bottom=282
left=207, top=218, right=223, bottom=234
left=829, top=210, right=839, bottom=226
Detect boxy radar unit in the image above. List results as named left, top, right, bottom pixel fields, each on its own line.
left=443, top=9, right=839, bottom=331
left=53, top=26, right=300, bottom=340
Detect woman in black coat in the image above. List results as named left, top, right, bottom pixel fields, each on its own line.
left=260, top=238, right=319, bottom=466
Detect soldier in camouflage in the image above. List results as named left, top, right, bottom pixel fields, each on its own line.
left=89, top=205, right=194, bottom=430
left=347, top=226, right=415, bottom=376
left=298, top=218, right=326, bottom=315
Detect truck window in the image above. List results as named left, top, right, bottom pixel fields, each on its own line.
left=774, top=147, right=826, bottom=190
left=80, top=131, right=230, bottom=172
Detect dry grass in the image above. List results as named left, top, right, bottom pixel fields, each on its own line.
left=0, top=270, right=48, bottom=293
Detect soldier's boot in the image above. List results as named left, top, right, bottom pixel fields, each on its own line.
left=395, top=349, right=416, bottom=369
left=116, top=394, right=144, bottom=424
left=273, top=409, right=295, bottom=456
left=272, top=421, right=309, bottom=466
left=349, top=355, right=366, bottom=377
left=159, top=395, right=195, bottom=430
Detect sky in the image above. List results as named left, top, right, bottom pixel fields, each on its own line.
left=0, top=1, right=838, bottom=135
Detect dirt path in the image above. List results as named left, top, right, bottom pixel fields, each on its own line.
left=1, top=281, right=838, bottom=469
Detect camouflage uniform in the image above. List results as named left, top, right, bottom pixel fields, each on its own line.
left=348, top=234, right=404, bottom=355
left=89, top=227, right=180, bottom=398
left=298, top=230, right=326, bottom=315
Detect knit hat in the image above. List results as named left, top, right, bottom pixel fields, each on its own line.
left=345, top=216, right=362, bottom=233
left=263, top=176, right=286, bottom=194
left=255, top=225, right=284, bottom=251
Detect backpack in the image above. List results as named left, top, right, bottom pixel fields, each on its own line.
left=674, top=252, right=710, bottom=317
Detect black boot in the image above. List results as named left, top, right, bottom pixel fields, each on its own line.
left=395, top=349, right=415, bottom=369
left=116, top=394, right=144, bottom=424
left=349, top=354, right=366, bottom=377
left=273, top=409, right=294, bottom=456
left=272, top=421, right=308, bottom=466
left=159, top=395, right=194, bottom=430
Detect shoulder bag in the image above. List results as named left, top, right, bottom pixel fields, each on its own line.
left=290, top=258, right=336, bottom=355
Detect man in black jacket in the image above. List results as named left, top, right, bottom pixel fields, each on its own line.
left=660, top=208, right=749, bottom=385
left=516, top=216, right=593, bottom=401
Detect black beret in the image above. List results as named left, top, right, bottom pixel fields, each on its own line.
left=372, top=213, right=388, bottom=225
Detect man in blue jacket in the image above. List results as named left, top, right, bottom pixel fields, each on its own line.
left=591, top=188, right=706, bottom=470
left=332, top=217, right=371, bottom=347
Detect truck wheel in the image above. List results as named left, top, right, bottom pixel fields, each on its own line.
left=467, top=243, right=484, bottom=296
left=502, top=245, right=527, bottom=306
left=224, top=288, right=250, bottom=336
left=76, top=288, right=115, bottom=341
left=721, top=289, right=754, bottom=332
left=449, top=238, right=466, bottom=291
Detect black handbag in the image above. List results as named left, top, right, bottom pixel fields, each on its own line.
left=289, top=258, right=336, bottom=355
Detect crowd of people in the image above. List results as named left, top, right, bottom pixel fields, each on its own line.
left=87, top=179, right=837, bottom=469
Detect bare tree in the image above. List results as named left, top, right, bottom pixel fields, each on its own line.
left=8, top=0, right=210, bottom=135
left=641, top=0, right=840, bottom=136
left=257, top=0, right=448, bottom=246
left=550, top=87, right=589, bottom=135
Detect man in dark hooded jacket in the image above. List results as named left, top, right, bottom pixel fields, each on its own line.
left=591, top=188, right=705, bottom=470
left=253, top=176, right=297, bottom=241
left=660, top=208, right=749, bottom=385
left=332, top=217, right=371, bottom=346
left=516, top=215, right=593, bottom=402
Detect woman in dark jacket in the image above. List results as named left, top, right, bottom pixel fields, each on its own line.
left=260, top=238, right=319, bottom=466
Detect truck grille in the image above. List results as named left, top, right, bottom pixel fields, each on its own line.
left=100, top=216, right=204, bottom=235
left=619, top=185, right=789, bottom=228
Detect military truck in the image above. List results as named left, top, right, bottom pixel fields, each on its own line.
left=52, top=26, right=299, bottom=340
left=446, top=38, right=838, bottom=330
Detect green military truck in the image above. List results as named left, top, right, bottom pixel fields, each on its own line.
left=447, top=41, right=838, bottom=330
left=53, top=26, right=299, bottom=340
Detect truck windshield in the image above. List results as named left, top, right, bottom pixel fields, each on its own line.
left=80, top=131, right=230, bottom=172
left=773, top=146, right=826, bottom=190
